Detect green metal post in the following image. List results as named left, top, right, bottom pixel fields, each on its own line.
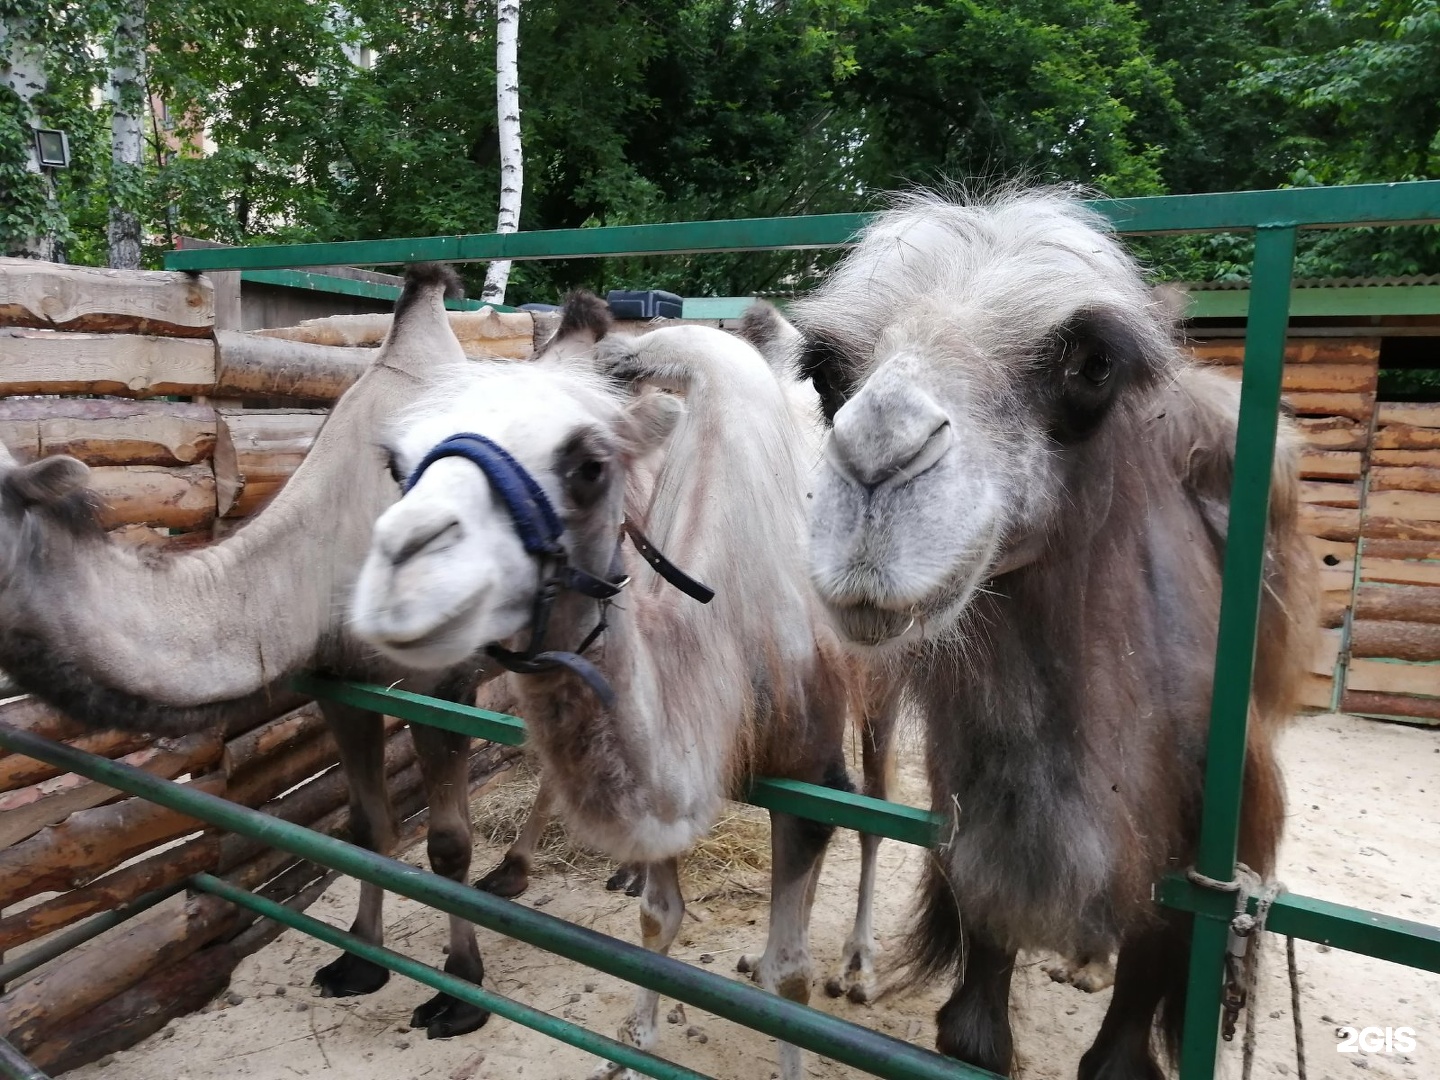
left=0, top=1037, right=49, bottom=1080
left=1177, top=225, right=1297, bottom=1080
left=0, top=723, right=999, bottom=1080
left=188, top=874, right=711, bottom=1080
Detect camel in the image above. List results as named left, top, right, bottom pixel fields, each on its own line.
left=350, top=295, right=857, bottom=1080
left=470, top=300, right=904, bottom=1005
left=790, top=189, right=1315, bottom=1079
left=0, top=266, right=521, bottom=1039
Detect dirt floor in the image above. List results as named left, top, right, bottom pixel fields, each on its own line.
left=71, top=712, right=1439, bottom=1080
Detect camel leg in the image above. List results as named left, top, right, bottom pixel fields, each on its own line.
left=934, top=928, right=1017, bottom=1075
left=475, top=770, right=554, bottom=898
left=586, top=857, right=683, bottom=1080
left=1077, top=914, right=1187, bottom=1080
left=408, top=722, right=490, bottom=1039
left=826, top=680, right=901, bottom=1004
left=748, top=808, right=837, bottom=1080
left=313, top=703, right=395, bottom=997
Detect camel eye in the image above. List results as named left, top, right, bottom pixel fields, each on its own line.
left=384, top=450, right=405, bottom=486
left=1080, top=352, right=1112, bottom=385
left=577, top=459, right=604, bottom=484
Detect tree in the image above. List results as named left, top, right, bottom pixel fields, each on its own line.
left=107, top=0, right=146, bottom=268
left=481, top=0, right=522, bottom=304
left=1, top=4, right=58, bottom=258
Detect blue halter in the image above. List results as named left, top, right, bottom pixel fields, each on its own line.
left=403, top=432, right=713, bottom=710
left=405, top=433, right=565, bottom=557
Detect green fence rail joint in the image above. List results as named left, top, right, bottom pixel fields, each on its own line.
left=188, top=873, right=713, bottom=1080
left=1158, top=875, right=1440, bottom=974
left=0, top=722, right=1001, bottom=1080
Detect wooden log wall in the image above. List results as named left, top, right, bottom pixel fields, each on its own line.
left=0, top=259, right=540, bottom=543
left=0, top=259, right=532, bottom=1070
left=1186, top=337, right=1381, bottom=713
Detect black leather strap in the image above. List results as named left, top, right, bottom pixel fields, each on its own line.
left=623, top=522, right=715, bottom=604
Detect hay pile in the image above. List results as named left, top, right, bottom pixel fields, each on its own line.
left=471, top=758, right=773, bottom=903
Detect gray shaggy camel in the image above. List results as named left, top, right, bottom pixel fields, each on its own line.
left=790, top=189, right=1315, bottom=1079
left=0, top=267, right=537, bottom=1039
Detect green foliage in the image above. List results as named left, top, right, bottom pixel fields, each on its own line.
left=4, top=0, right=1440, bottom=291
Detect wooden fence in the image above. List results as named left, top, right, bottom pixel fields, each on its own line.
left=1189, top=335, right=1440, bottom=723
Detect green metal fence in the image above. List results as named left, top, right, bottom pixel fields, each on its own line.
left=3, top=181, right=1439, bottom=1080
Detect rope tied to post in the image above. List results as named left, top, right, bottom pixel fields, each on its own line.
left=1185, top=864, right=1307, bottom=1080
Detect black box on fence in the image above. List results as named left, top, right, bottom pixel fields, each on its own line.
left=606, top=290, right=683, bottom=320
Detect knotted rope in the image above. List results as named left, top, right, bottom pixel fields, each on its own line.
left=1186, top=864, right=1307, bottom=1080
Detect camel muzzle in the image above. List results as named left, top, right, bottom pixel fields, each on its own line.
left=403, top=432, right=714, bottom=709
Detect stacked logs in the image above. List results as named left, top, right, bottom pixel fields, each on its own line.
left=1185, top=337, right=1383, bottom=712
left=0, top=258, right=538, bottom=543
left=1343, top=402, right=1440, bottom=721
left=0, top=695, right=522, bottom=1072
left=0, top=259, right=532, bottom=1070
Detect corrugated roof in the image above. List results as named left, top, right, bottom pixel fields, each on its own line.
left=1180, top=275, right=1440, bottom=291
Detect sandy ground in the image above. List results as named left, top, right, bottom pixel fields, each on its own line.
left=70, top=712, right=1439, bottom=1080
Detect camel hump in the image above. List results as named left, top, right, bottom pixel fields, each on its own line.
left=395, top=263, right=465, bottom=318
left=556, top=290, right=613, bottom=344
left=737, top=299, right=799, bottom=375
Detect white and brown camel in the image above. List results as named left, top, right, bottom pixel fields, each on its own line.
left=350, top=299, right=858, bottom=1079
left=790, top=189, right=1315, bottom=1079
left=0, top=267, right=532, bottom=1038
left=473, top=299, right=904, bottom=1005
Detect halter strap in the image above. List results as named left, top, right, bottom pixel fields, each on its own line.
left=402, top=430, right=714, bottom=710
left=404, top=432, right=564, bottom=556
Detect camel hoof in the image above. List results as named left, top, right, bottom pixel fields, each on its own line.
left=1042, top=955, right=1115, bottom=994
left=313, top=952, right=390, bottom=997
left=410, top=991, right=490, bottom=1039
left=605, top=863, right=646, bottom=896
left=475, top=854, right=530, bottom=899
left=736, top=954, right=760, bottom=980
left=826, top=943, right=876, bottom=1004
left=585, top=1061, right=636, bottom=1080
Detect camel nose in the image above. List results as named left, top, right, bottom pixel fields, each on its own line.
left=828, top=377, right=952, bottom=489
left=378, top=507, right=463, bottom=568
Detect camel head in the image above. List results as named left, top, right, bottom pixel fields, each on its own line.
left=794, top=190, right=1180, bottom=647
left=350, top=293, right=683, bottom=671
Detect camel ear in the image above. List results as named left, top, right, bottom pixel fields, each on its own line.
left=618, top=389, right=684, bottom=460
left=3, top=455, right=91, bottom=505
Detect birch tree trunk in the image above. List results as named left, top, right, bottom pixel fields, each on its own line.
left=107, top=0, right=147, bottom=270
left=0, top=13, right=56, bottom=261
left=481, top=0, right=522, bottom=305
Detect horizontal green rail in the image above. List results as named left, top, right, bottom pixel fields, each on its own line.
left=163, top=182, right=1440, bottom=273
left=1158, top=875, right=1440, bottom=974
left=188, top=873, right=710, bottom=1080
left=240, top=269, right=498, bottom=311
left=291, top=675, right=945, bottom=847
left=0, top=721, right=1000, bottom=1080
left=292, top=675, right=1440, bottom=973
left=0, top=1036, right=48, bottom=1080
left=0, top=881, right=186, bottom=986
